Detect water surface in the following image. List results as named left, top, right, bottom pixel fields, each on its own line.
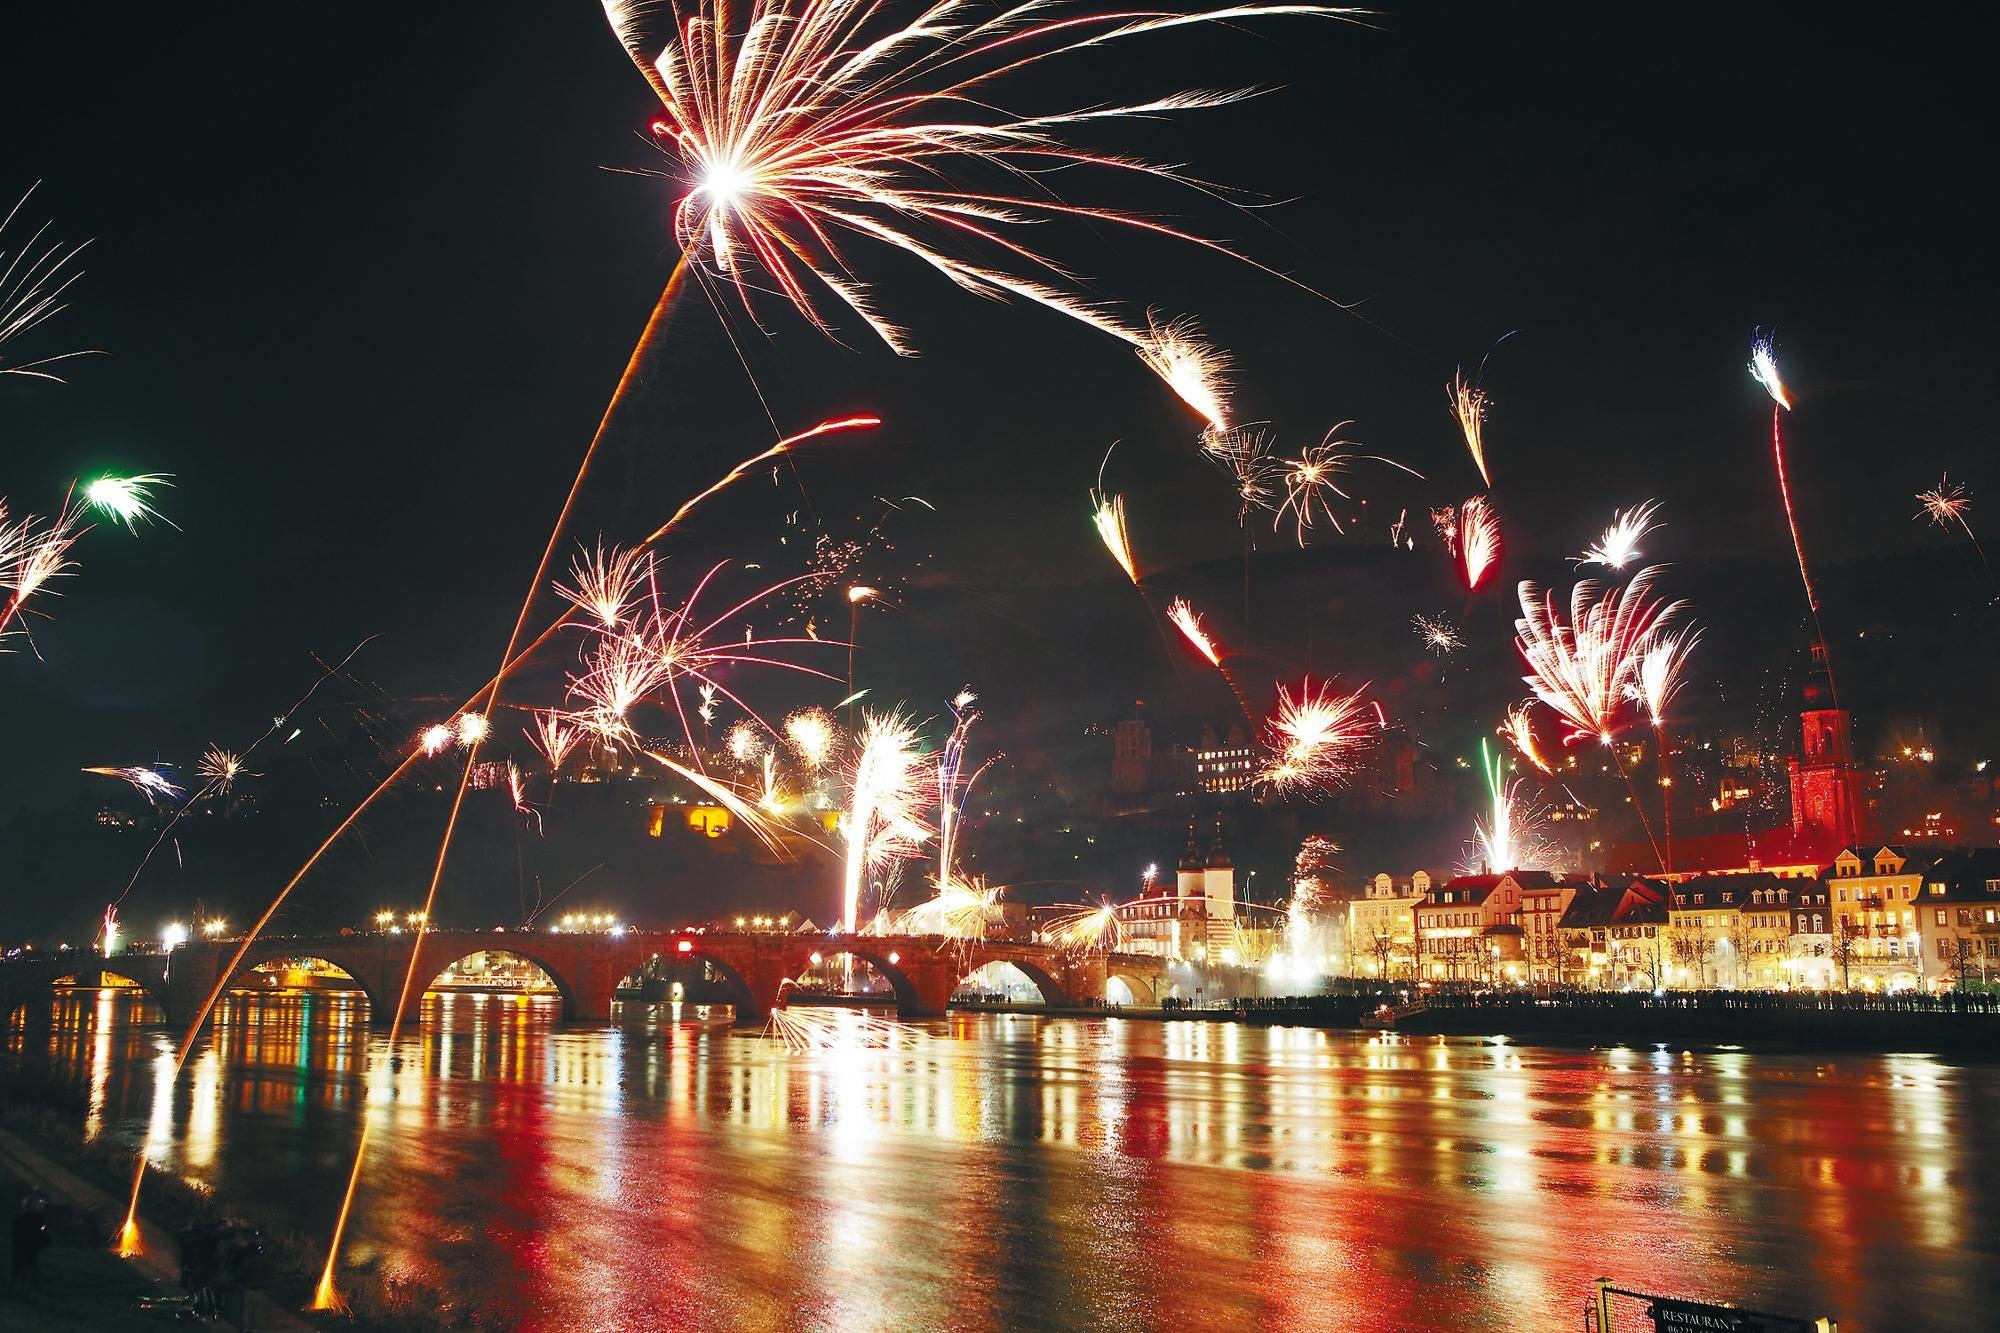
left=10, top=989, right=1996, bottom=1331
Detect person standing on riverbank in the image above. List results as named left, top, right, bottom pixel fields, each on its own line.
left=9, top=1188, right=51, bottom=1295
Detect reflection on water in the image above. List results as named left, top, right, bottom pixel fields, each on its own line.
left=9, top=988, right=2000, bottom=1331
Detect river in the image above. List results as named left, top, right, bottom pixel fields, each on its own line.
left=8, top=988, right=1997, bottom=1331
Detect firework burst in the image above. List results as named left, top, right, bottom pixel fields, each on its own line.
left=555, top=541, right=649, bottom=628
left=1916, top=475, right=1971, bottom=530
left=840, top=710, right=934, bottom=936
left=83, top=764, right=181, bottom=806
left=1448, top=368, right=1491, bottom=487
left=1748, top=329, right=1791, bottom=410
left=1412, top=613, right=1462, bottom=655
left=1577, top=499, right=1662, bottom=570
left=527, top=709, right=582, bottom=775
left=1137, top=313, right=1234, bottom=431
left=0, top=186, right=93, bottom=382
left=1271, top=429, right=1420, bottom=546
left=603, top=0, right=1359, bottom=360
left=1043, top=902, right=1123, bottom=956
left=1166, top=596, right=1222, bottom=666
left=1514, top=568, right=1684, bottom=746
left=1434, top=496, right=1501, bottom=590
left=785, top=706, right=837, bottom=769
left=1498, top=701, right=1552, bottom=775
left=1201, top=426, right=1281, bottom=523
left=1258, top=678, right=1376, bottom=794
left=195, top=746, right=249, bottom=795
left=1090, top=490, right=1140, bottom=585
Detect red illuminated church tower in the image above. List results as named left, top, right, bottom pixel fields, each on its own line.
left=1787, top=642, right=1867, bottom=851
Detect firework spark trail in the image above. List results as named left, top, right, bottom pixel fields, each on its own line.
left=1091, top=490, right=1141, bottom=585
left=1137, top=313, right=1233, bottom=431
left=1748, top=329, right=1843, bottom=711
left=82, top=765, right=180, bottom=804
left=0, top=185, right=95, bottom=382
left=107, top=641, right=368, bottom=914
left=83, top=474, right=175, bottom=532
left=527, top=709, right=582, bottom=774
left=124, top=410, right=842, bottom=1264
left=554, top=541, right=650, bottom=628
left=1043, top=902, right=1123, bottom=955
left=605, top=0, right=1362, bottom=363
left=0, top=488, right=86, bottom=645
left=1498, top=700, right=1552, bottom=775
left=841, top=710, right=933, bottom=941
left=1475, top=738, right=1516, bottom=871
left=934, top=690, right=993, bottom=891
left=1434, top=496, right=1500, bottom=590
left=1916, top=473, right=1995, bottom=588
left=1514, top=568, right=1683, bottom=870
left=1448, top=368, right=1490, bottom=487
left=1577, top=499, right=1662, bottom=569
left=1167, top=596, right=1222, bottom=666
left=1272, top=429, right=1421, bottom=546
left=785, top=706, right=837, bottom=770
left=1201, top=426, right=1281, bottom=524
left=1626, top=623, right=1700, bottom=874
left=1258, top=677, right=1377, bottom=794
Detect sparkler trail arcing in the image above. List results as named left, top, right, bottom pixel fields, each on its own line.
left=82, top=765, right=181, bottom=805
left=1448, top=368, right=1491, bottom=487
left=605, top=0, right=1362, bottom=363
left=1577, top=499, right=1662, bottom=570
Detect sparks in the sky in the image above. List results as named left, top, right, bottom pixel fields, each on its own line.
left=1625, top=623, right=1701, bottom=729
left=1167, top=596, right=1222, bottom=667
left=1498, top=701, right=1553, bottom=775
left=418, top=723, right=454, bottom=757
left=83, top=765, right=181, bottom=806
left=195, top=746, right=247, bottom=796
left=1091, top=490, right=1140, bottom=585
left=1137, top=313, right=1233, bottom=432
left=1272, top=430, right=1421, bottom=546
left=840, top=710, right=933, bottom=937
left=1916, top=475, right=1972, bottom=533
left=1577, top=499, right=1662, bottom=570
left=1448, top=368, right=1491, bottom=487
left=1043, top=902, right=1123, bottom=956
left=1748, top=329, right=1791, bottom=410
left=1435, top=496, right=1501, bottom=590
left=601, top=0, right=1359, bottom=362
left=1201, top=426, right=1280, bottom=524
left=1412, top=613, right=1462, bottom=655
left=555, top=541, right=649, bottom=629
left=0, top=487, right=88, bottom=645
left=1515, top=567, right=1686, bottom=746
left=83, top=474, right=175, bottom=533
left=785, top=707, right=837, bottom=770
left=455, top=711, right=490, bottom=746
left=0, top=186, right=93, bottom=382
left=1258, top=678, right=1376, bottom=794
left=527, top=710, right=582, bottom=775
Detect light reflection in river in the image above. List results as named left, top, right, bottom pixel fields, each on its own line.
left=7, top=988, right=2000, bottom=1330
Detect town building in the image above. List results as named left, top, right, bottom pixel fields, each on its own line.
left=1825, top=845, right=1925, bottom=991
left=1908, top=848, right=2000, bottom=991
left=1515, top=872, right=1581, bottom=986
left=1787, top=877, right=1834, bottom=989
left=1416, top=874, right=1527, bottom=983
left=1117, top=820, right=1238, bottom=962
left=1349, top=871, right=1429, bottom=980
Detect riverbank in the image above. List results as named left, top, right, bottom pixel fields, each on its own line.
left=0, top=1133, right=174, bottom=1332
left=0, top=1075, right=458, bottom=1330
left=957, top=993, right=2000, bottom=1054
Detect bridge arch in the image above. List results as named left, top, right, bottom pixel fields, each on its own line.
left=422, top=946, right=574, bottom=1019
left=232, top=955, right=380, bottom=1011
left=793, top=947, right=923, bottom=1012
left=955, top=956, right=1065, bottom=1007
left=1106, top=967, right=1158, bottom=1007
left=624, top=951, right=761, bottom=1015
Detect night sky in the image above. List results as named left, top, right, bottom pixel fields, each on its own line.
left=4, top=2, right=1995, bottom=820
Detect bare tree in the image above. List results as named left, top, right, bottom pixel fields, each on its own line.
left=1832, top=920, right=1858, bottom=991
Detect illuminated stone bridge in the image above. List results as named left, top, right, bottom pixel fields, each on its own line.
left=0, top=930, right=1192, bottom=1029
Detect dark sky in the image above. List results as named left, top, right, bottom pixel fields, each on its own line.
left=3, top=2, right=1995, bottom=814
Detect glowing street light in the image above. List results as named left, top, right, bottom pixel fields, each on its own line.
left=202, top=919, right=227, bottom=938
left=374, top=910, right=395, bottom=929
